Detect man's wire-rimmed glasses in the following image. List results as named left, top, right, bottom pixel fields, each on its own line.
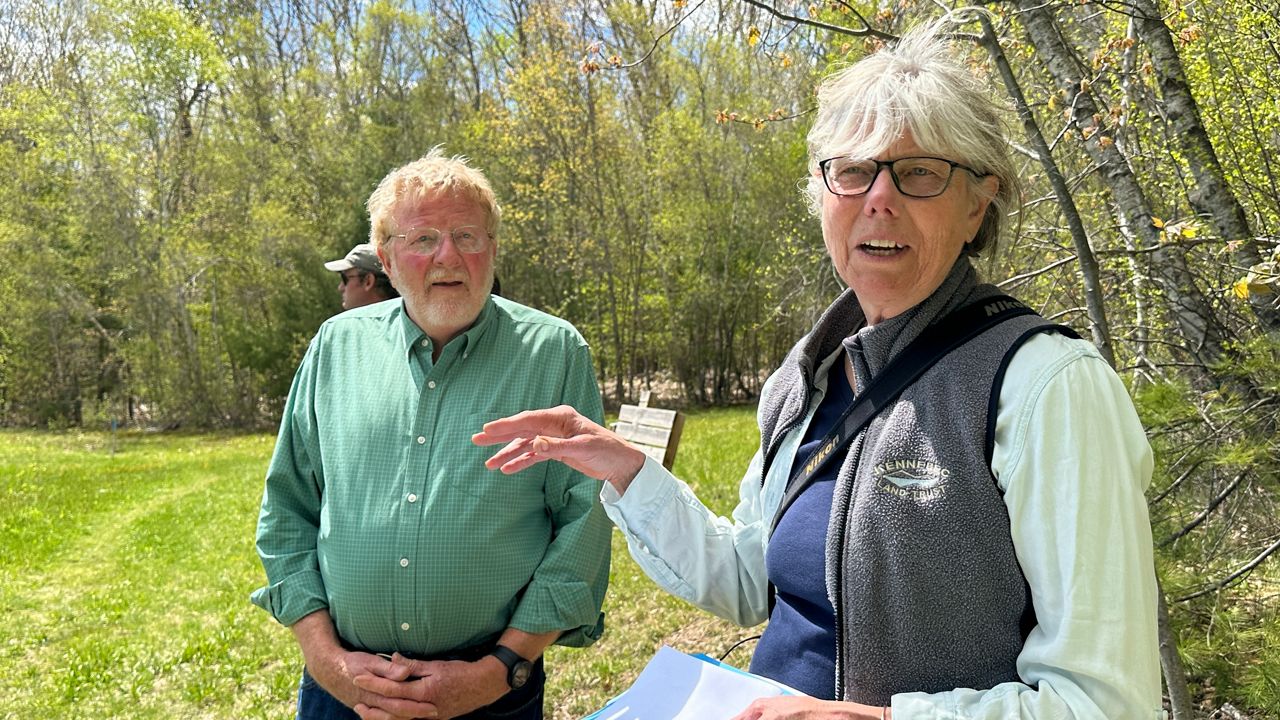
left=818, top=156, right=987, bottom=198
left=388, top=225, right=491, bottom=255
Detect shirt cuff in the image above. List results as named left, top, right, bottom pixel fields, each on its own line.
left=250, top=569, right=328, bottom=627
left=509, top=580, right=604, bottom=648
left=891, top=693, right=952, bottom=719
left=599, top=456, right=679, bottom=534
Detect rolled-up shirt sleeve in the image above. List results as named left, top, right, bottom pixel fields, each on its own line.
left=508, top=341, right=612, bottom=647
left=892, top=333, right=1165, bottom=719
left=250, top=335, right=330, bottom=628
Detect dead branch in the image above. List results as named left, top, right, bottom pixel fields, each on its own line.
left=1176, top=534, right=1280, bottom=602
left=996, top=254, right=1077, bottom=289
left=737, top=0, right=897, bottom=42
left=1148, top=458, right=1207, bottom=506
left=1158, top=472, right=1244, bottom=547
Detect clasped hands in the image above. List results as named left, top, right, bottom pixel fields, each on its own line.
left=345, top=652, right=882, bottom=720
left=337, top=651, right=508, bottom=720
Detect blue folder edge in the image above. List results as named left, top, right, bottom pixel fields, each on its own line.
left=580, top=650, right=799, bottom=720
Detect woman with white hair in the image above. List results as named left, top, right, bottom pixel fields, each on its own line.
left=477, top=24, right=1163, bottom=720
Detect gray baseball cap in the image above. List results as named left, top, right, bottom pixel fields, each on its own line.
left=324, top=243, right=385, bottom=274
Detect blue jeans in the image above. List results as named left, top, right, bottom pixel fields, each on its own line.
left=296, top=659, right=545, bottom=720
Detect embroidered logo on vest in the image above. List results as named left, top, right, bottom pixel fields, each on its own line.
left=873, top=458, right=950, bottom=500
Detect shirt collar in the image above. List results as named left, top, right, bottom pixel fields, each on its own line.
left=395, top=296, right=497, bottom=360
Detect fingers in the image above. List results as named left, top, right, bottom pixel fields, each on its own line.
left=481, top=437, right=541, bottom=471
left=730, top=698, right=776, bottom=720
left=501, top=435, right=607, bottom=479
left=494, top=449, right=550, bottom=475
left=365, top=654, right=412, bottom=681
left=382, top=652, right=429, bottom=681
left=475, top=406, right=645, bottom=491
left=481, top=435, right=590, bottom=476
left=351, top=676, right=439, bottom=718
left=376, top=696, right=439, bottom=719
left=354, top=704, right=393, bottom=720
left=353, top=673, right=417, bottom=698
left=473, top=406, right=577, bottom=446
left=355, top=702, right=436, bottom=720
left=471, top=428, right=516, bottom=447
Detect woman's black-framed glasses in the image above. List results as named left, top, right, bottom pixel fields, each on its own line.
left=818, top=156, right=987, bottom=198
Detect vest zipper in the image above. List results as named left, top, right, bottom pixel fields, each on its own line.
left=830, top=432, right=867, bottom=701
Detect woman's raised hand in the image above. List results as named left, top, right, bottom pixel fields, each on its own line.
left=473, top=405, right=647, bottom=494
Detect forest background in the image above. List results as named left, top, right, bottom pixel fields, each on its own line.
left=0, top=0, right=1277, bottom=716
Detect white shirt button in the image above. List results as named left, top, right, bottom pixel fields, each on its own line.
left=420, top=339, right=429, bottom=348
left=463, top=352, right=469, bottom=360
left=401, top=622, right=410, bottom=631
left=428, top=380, right=437, bottom=389
left=407, top=493, right=418, bottom=503
left=400, top=557, right=409, bottom=568
left=416, top=436, right=426, bottom=444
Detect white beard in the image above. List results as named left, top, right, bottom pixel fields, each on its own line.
left=398, top=263, right=495, bottom=337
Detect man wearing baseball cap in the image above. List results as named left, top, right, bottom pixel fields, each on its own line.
left=324, top=243, right=399, bottom=310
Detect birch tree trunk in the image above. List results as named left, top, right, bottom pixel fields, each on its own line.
left=1016, top=0, right=1229, bottom=381
left=973, top=14, right=1115, bottom=367
left=1117, top=18, right=1156, bottom=385
left=1127, top=0, right=1280, bottom=331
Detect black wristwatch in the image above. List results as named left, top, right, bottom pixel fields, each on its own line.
left=489, top=645, right=534, bottom=690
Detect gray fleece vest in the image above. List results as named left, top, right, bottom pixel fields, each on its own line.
left=759, top=260, right=1076, bottom=703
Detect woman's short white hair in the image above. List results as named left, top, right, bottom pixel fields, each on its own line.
left=804, top=21, right=1020, bottom=256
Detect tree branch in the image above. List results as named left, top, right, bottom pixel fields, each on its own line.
left=1044, top=306, right=1089, bottom=322
left=1157, top=472, right=1244, bottom=547
left=1176, top=534, right=1280, bottom=602
left=996, top=254, right=1077, bottom=290
left=611, top=0, right=708, bottom=70
left=1148, top=458, right=1207, bottom=506
left=737, top=0, right=898, bottom=42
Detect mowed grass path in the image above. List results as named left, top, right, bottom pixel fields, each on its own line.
left=0, top=406, right=760, bottom=719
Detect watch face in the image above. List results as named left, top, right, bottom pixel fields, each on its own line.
left=511, top=661, right=533, bottom=689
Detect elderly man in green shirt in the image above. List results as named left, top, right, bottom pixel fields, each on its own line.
left=252, top=148, right=611, bottom=720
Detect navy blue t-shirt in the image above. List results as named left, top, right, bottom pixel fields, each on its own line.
left=748, top=361, right=852, bottom=699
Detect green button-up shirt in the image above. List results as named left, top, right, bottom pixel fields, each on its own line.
left=251, top=296, right=610, bottom=655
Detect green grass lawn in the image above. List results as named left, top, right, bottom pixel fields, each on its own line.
left=0, top=406, right=761, bottom=719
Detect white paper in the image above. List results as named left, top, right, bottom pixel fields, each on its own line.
left=585, top=646, right=798, bottom=720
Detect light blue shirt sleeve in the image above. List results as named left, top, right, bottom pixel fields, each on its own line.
left=600, top=449, right=772, bottom=627
left=891, top=332, right=1166, bottom=719
left=599, top=361, right=833, bottom=629
left=604, top=356, right=844, bottom=625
